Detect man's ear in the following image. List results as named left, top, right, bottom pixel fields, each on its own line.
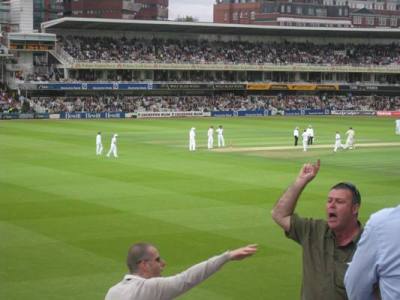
left=352, top=203, right=360, bottom=216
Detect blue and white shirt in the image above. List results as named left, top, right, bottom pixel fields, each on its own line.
left=345, top=205, right=400, bottom=300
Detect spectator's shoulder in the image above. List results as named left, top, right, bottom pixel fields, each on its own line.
left=368, top=206, right=399, bottom=226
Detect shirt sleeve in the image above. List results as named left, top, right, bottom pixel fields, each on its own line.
left=142, top=252, right=230, bottom=299
left=285, top=214, right=311, bottom=245
left=344, top=218, right=379, bottom=300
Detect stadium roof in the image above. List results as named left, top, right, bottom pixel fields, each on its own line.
left=8, top=32, right=56, bottom=42
left=42, top=17, right=400, bottom=39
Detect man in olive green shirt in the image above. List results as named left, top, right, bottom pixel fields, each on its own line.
left=272, top=160, right=362, bottom=300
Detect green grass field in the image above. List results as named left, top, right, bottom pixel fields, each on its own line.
left=1, top=116, right=399, bottom=300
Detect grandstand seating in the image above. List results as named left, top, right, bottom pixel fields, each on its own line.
left=59, top=36, right=400, bottom=66
left=22, top=95, right=400, bottom=114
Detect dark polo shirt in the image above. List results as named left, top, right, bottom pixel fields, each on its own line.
left=286, top=214, right=362, bottom=300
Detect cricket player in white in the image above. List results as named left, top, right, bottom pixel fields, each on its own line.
left=96, top=132, right=103, bottom=155
left=333, top=131, right=343, bottom=152
left=343, top=127, right=355, bottom=149
left=302, top=130, right=309, bottom=152
left=306, top=125, right=314, bottom=145
left=189, top=128, right=196, bottom=151
left=216, top=125, right=225, bottom=147
left=107, top=134, right=118, bottom=158
left=293, top=127, right=299, bottom=146
left=207, top=126, right=214, bottom=149
left=396, top=119, right=400, bottom=135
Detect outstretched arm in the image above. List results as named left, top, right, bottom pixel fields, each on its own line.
left=271, top=160, right=320, bottom=232
left=145, top=244, right=258, bottom=299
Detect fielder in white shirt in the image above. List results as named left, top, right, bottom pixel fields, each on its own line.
left=302, top=130, right=309, bottom=152
left=216, top=125, right=225, bottom=147
left=96, top=132, right=103, bottom=155
left=189, top=127, right=196, bottom=151
left=333, top=131, right=343, bottom=152
left=107, top=134, right=118, bottom=158
left=343, top=127, right=355, bottom=150
left=207, top=126, right=214, bottom=149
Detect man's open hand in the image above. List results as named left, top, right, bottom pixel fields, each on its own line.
left=229, top=244, right=258, bottom=261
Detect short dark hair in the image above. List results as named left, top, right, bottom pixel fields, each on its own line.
left=126, top=242, right=154, bottom=273
left=331, top=182, right=361, bottom=205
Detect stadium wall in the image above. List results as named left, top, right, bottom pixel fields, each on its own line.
left=5, top=109, right=395, bottom=120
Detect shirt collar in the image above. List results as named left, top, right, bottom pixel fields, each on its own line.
left=124, top=274, right=141, bottom=281
left=325, top=221, right=363, bottom=246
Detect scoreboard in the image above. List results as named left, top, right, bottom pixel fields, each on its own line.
left=8, top=33, right=56, bottom=52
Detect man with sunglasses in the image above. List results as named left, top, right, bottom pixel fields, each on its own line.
left=271, top=160, right=362, bottom=300
left=105, top=243, right=257, bottom=300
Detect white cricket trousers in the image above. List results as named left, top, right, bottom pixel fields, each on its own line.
left=189, top=138, right=196, bottom=151
left=303, top=140, right=308, bottom=152
left=208, top=136, right=214, bottom=149
left=96, top=143, right=103, bottom=155
left=218, top=135, right=225, bottom=147
left=107, top=145, right=118, bottom=158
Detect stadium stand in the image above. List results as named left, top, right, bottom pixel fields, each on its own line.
left=0, top=90, right=21, bottom=113
left=2, top=18, right=400, bottom=118
left=59, top=36, right=400, bottom=66
left=21, top=95, right=400, bottom=114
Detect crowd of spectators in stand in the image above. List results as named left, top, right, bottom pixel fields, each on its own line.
left=25, top=94, right=400, bottom=114
left=0, top=89, right=22, bottom=113
left=59, top=36, right=400, bottom=66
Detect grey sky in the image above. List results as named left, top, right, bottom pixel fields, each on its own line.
left=169, top=0, right=215, bottom=22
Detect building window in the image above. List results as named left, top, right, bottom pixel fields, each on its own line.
left=338, top=8, right=342, bottom=16
left=224, top=12, right=228, bottom=21
left=281, top=5, right=285, bottom=13
left=250, top=11, right=255, bottom=20
left=296, top=7, right=302, bottom=14
left=367, top=16, right=375, bottom=25
left=287, top=5, right=291, bottom=13
left=232, top=12, right=238, bottom=21
left=353, top=16, right=362, bottom=24
left=390, top=17, right=397, bottom=26
left=315, top=8, right=327, bottom=17
left=308, top=7, right=314, bottom=15
left=379, top=17, right=386, bottom=26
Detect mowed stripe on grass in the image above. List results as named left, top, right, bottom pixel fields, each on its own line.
left=213, top=142, right=400, bottom=152
left=0, top=116, right=399, bottom=300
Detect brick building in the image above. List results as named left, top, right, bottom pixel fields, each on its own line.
left=64, top=0, right=168, bottom=20
left=214, top=0, right=400, bottom=27
left=33, top=0, right=168, bottom=29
